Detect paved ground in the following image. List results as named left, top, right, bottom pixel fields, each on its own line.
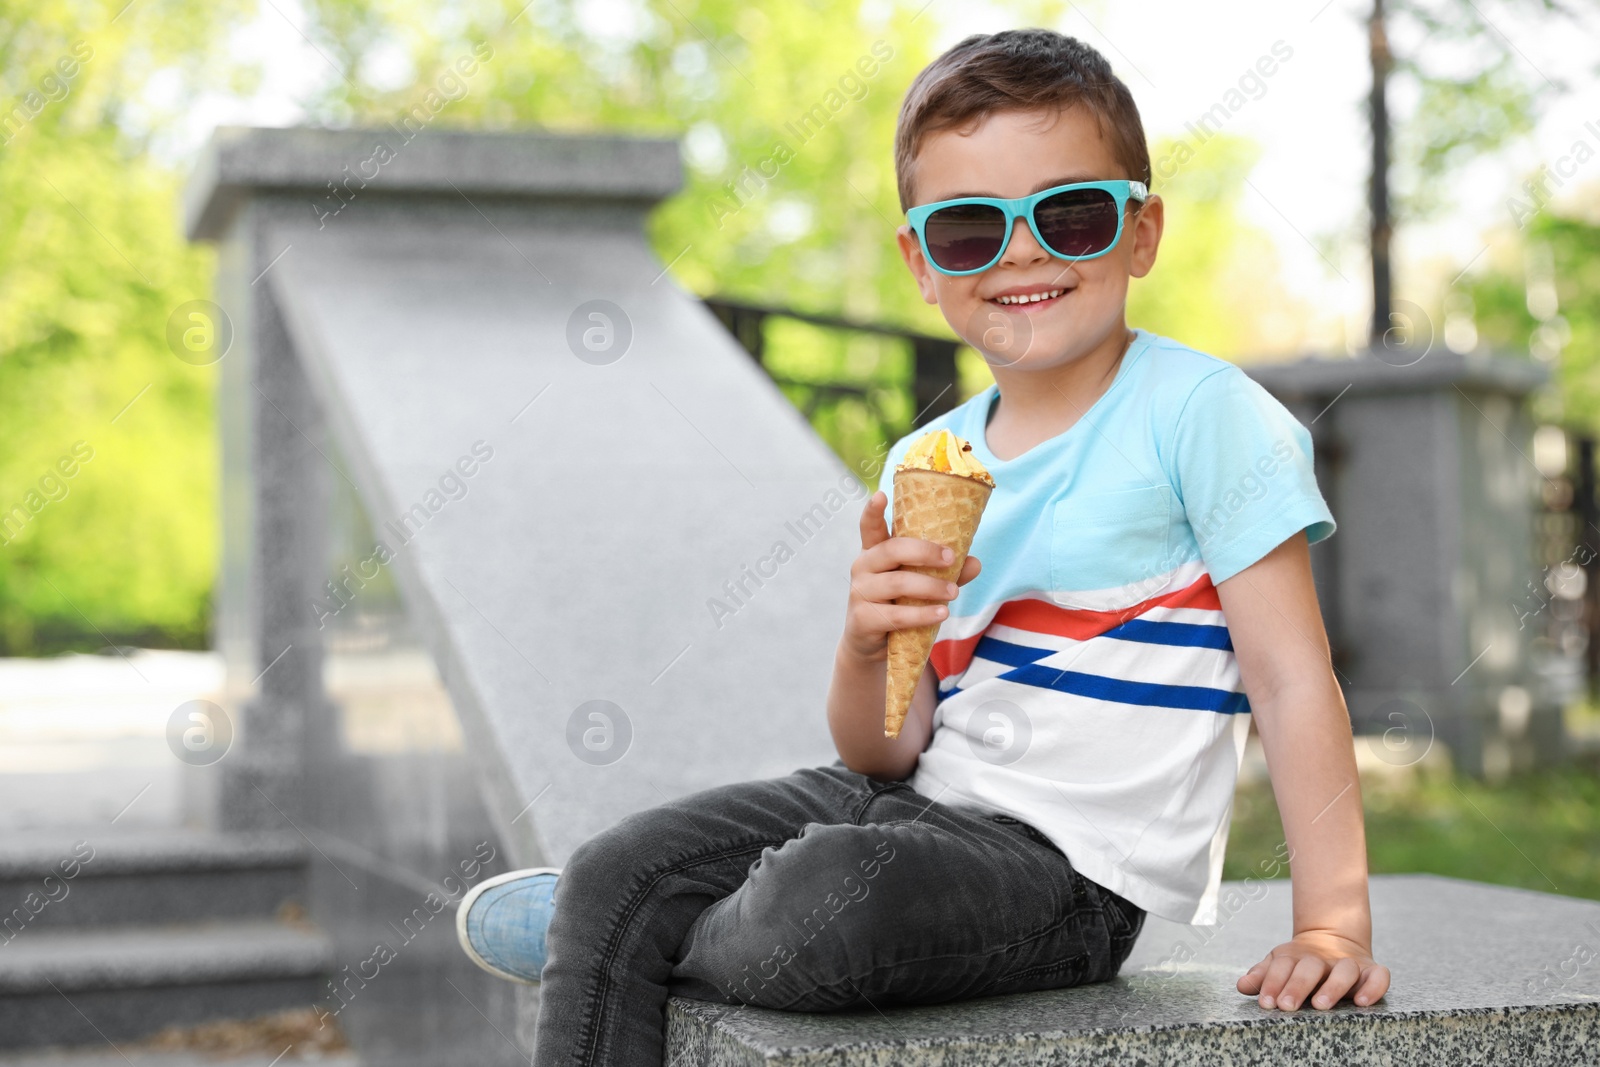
left=0, top=651, right=222, bottom=829
left=0, top=648, right=461, bottom=831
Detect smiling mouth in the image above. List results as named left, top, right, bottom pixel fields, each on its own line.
left=988, top=288, right=1070, bottom=308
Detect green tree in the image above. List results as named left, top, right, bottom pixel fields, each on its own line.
left=1128, top=134, right=1308, bottom=359
left=0, top=0, right=253, bottom=653
left=1469, top=210, right=1600, bottom=429
left=1363, top=0, right=1576, bottom=343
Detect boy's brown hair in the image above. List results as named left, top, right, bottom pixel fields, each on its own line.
left=894, top=29, right=1152, bottom=212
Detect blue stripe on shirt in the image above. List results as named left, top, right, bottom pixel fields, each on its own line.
left=971, top=635, right=1055, bottom=668
left=961, top=663, right=1250, bottom=714
left=1101, top=618, right=1234, bottom=651
left=1007, top=664, right=1250, bottom=713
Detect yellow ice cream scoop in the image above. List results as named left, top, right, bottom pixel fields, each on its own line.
left=896, top=428, right=995, bottom=487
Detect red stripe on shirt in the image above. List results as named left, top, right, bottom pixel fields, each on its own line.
left=931, top=572, right=1222, bottom=680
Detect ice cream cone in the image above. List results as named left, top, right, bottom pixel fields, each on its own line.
left=885, top=463, right=992, bottom=739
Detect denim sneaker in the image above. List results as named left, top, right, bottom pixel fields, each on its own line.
left=455, top=867, right=562, bottom=984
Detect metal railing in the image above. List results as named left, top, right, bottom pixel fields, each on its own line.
left=1537, top=430, right=1600, bottom=700
left=703, top=297, right=964, bottom=442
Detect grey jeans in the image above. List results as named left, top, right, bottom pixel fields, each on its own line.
left=531, top=762, right=1146, bottom=1067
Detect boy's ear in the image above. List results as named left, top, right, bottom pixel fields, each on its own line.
left=896, top=225, right=941, bottom=305
left=1129, top=194, right=1164, bottom=280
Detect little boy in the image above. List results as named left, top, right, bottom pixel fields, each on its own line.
left=457, top=28, right=1390, bottom=1067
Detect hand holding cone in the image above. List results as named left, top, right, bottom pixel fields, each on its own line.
left=885, top=429, right=995, bottom=739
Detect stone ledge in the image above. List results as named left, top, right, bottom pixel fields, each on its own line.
left=665, top=874, right=1600, bottom=1066
left=1242, top=347, right=1547, bottom=398
left=184, top=125, right=683, bottom=241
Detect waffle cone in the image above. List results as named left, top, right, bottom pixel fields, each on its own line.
left=885, top=468, right=992, bottom=738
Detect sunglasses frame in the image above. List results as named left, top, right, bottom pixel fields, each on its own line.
left=906, top=179, right=1150, bottom=277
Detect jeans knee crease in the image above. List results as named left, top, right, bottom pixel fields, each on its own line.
left=576, top=838, right=786, bottom=1067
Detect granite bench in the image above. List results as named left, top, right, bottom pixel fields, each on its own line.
left=665, top=873, right=1600, bottom=1066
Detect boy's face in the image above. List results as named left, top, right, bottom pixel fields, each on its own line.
left=897, top=106, right=1163, bottom=372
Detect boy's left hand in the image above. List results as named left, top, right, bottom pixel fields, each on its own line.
left=1236, top=930, right=1390, bottom=1011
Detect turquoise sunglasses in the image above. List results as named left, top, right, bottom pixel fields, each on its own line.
left=906, top=179, right=1149, bottom=276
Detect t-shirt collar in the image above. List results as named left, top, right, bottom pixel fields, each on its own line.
left=969, top=328, right=1149, bottom=468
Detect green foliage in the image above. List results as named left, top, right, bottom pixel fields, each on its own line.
left=1384, top=0, right=1574, bottom=223
left=0, top=0, right=250, bottom=654
left=1226, top=763, right=1600, bottom=903
left=1129, top=134, right=1306, bottom=358
left=1468, top=211, right=1600, bottom=431
left=1406, top=59, right=1537, bottom=191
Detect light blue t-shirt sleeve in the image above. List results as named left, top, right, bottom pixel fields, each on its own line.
left=1169, top=367, right=1335, bottom=586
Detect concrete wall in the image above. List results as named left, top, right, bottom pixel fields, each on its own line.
left=1246, top=351, right=1562, bottom=778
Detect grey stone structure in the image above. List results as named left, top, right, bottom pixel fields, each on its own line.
left=184, top=126, right=851, bottom=1063
left=1245, top=352, right=1559, bottom=778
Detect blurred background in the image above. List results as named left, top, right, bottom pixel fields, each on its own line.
left=2, top=0, right=1599, bottom=1061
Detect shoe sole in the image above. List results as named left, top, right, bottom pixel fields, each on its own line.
left=455, top=866, right=562, bottom=985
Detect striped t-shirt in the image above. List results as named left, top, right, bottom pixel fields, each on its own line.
left=879, top=328, right=1335, bottom=925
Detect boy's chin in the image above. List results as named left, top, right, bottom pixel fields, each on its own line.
left=972, top=329, right=1113, bottom=375
left=954, top=302, right=1111, bottom=372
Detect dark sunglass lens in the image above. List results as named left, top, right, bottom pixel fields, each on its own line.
left=924, top=203, right=1007, bottom=272
left=1034, top=188, right=1120, bottom=257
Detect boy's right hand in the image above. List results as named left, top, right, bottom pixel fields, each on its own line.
left=842, top=489, right=982, bottom=663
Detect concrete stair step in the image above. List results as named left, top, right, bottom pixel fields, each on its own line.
left=0, top=830, right=306, bottom=930
left=0, top=922, right=333, bottom=1051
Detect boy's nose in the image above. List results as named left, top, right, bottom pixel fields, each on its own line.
left=998, top=216, right=1052, bottom=269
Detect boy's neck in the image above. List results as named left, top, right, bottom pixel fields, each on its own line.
left=985, top=320, right=1136, bottom=459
